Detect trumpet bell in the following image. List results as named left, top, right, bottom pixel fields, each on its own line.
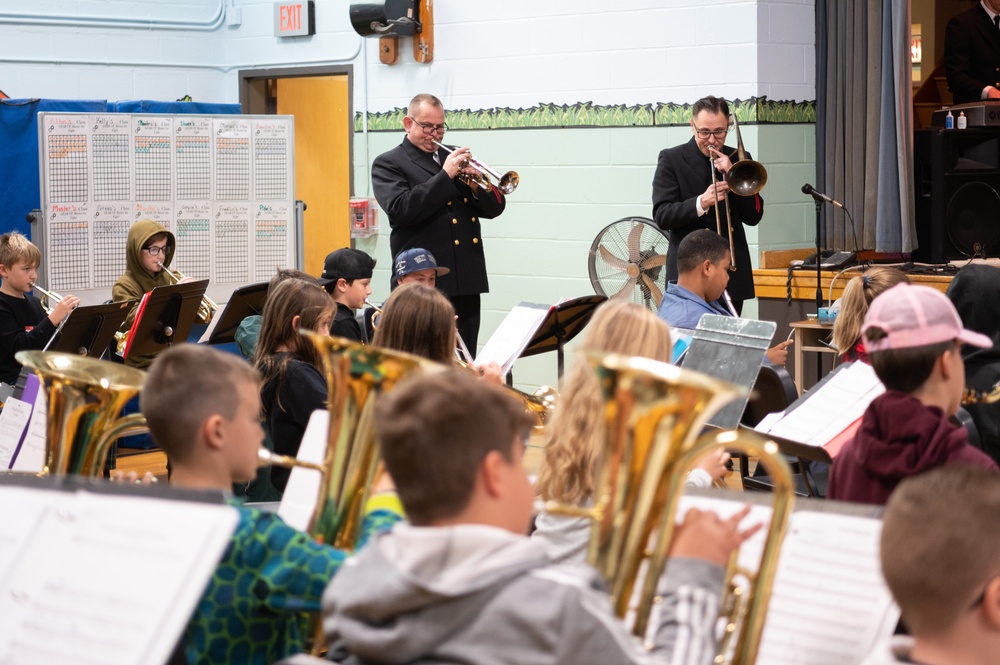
left=15, top=351, right=146, bottom=476
left=498, top=171, right=519, bottom=195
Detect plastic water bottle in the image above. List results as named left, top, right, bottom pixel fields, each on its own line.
left=945, top=109, right=954, bottom=129
left=958, top=111, right=968, bottom=129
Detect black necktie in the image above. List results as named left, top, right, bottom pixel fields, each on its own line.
left=994, top=14, right=999, bottom=29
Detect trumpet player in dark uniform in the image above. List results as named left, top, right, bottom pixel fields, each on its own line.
left=652, top=95, right=763, bottom=315
left=371, top=93, right=506, bottom=353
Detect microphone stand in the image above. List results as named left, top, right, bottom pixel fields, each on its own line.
left=813, top=198, right=823, bottom=311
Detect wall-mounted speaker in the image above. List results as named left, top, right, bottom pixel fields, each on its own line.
left=914, top=128, right=1000, bottom=263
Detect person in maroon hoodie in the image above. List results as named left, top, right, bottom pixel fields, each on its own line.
left=828, top=283, right=999, bottom=505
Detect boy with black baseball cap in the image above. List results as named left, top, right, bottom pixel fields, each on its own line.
left=319, top=248, right=375, bottom=343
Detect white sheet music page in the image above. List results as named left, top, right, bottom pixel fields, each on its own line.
left=675, top=495, right=898, bottom=665
left=10, top=391, right=47, bottom=473
left=0, top=398, right=33, bottom=469
left=758, top=362, right=884, bottom=446
left=476, top=302, right=552, bottom=373
left=0, top=489, right=238, bottom=665
left=278, top=409, right=328, bottom=532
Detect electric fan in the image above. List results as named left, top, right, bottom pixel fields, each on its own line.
left=588, top=216, right=668, bottom=311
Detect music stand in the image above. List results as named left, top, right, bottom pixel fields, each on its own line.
left=205, top=281, right=269, bottom=345
left=48, top=300, right=135, bottom=357
left=520, top=295, right=607, bottom=378
left=122, top=280, right=208, bottom=360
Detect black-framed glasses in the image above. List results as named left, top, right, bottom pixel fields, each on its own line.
left=408, top=117, right=448, bottom=134
left=143, top=245, right=168, bottom=257
left=694, top=127, right=729, bottom=139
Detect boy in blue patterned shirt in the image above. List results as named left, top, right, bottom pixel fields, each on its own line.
left=142, top=345, right=401, bottom=665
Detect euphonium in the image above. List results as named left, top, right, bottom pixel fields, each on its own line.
left=962, top=383, right=1000, bottom=405
left=14, top=351, right=147, bottom=477
left=550, top=352, right=793, bottom=665
left=299, top=332, right=444, bottom=548
left=157, top=261, right=217, bottom=325
left=453, top=357, right=557, bottom=430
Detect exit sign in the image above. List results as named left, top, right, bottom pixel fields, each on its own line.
left=274, top=1, right=315, bottom=37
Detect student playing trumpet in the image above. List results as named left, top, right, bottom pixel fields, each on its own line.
left=0, top=231, right=80, bottom=385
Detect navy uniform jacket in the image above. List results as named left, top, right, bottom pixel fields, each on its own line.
left=651, top=137, right=763, bottom=303
left=372, top=138, right=506, bottom=297
left=945, top=4, right=1000, bottom=105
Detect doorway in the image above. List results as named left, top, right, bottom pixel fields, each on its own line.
left=240, top=66, right=353, bottom=276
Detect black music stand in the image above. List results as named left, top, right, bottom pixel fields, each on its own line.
left=520, top=295, right=607, bottom=378
left=121, top=280, right=208, bottom=360
left=206, top=281, right=269, bottom=345
left=48, top=300, right=135, bottom=358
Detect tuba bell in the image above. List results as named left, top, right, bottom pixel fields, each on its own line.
left=14, top=351, right=147, bottom=476
left=549, top=352, right=793, bottom=665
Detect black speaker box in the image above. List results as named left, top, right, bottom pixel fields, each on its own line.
left=914, top=128, right=1000, bottom=263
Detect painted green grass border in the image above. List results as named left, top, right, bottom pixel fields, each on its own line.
left=355, top=97, right=816, bottom=132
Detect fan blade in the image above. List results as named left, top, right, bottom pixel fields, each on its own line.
left=612, top=277, right=638, bottom=300
left=642, top=273, right=663, bottom=309
left=639, top=253, right=666, bottom=270
left=627, top=223, right=644, bottom=263
left=597, top=244, right=630, bottom=272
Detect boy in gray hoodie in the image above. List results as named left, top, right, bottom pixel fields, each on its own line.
left=321, top=368, right=755, bottom=665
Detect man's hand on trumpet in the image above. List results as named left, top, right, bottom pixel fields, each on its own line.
left=442, top=146, right=473, bottom=179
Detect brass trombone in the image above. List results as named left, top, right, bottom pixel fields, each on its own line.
left=709, top=109, right=768, bottom=271
left=432, top=140, right=520, bottom=194
left=157, top=261, right=218, bottom=325
left=548, top=352, right=793, bottom=664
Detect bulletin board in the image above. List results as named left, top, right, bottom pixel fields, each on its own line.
left=36, top=113, right=297, bottom=306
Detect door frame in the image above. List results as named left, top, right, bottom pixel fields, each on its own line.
left=238, top=64, right=356, bottom=202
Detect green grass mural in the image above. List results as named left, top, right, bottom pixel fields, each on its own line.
left=355, top=97, right=815, bottom=132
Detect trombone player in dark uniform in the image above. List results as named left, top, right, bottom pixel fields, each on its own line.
left=652, top=95, right=763, bottom=315
left=372, top=93, right=506, bottom=353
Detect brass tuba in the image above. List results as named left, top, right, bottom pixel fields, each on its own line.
left=550, top=352, right=793, bottom=665
left=15, top=351, right=147, bottom=476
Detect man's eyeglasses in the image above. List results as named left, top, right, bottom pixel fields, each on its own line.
left=408, top=117, right=448, bottom=134
left=143, top=246, right=168, bottom=257
left=694, top=128, right=729, bottom=139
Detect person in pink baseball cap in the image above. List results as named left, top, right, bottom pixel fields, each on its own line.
left=828, top=283, right=999, bottom=505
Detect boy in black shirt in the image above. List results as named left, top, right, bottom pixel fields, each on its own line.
left=318, top=248, right=375, bottom=343
left=0, top=232, right=79, bottom=385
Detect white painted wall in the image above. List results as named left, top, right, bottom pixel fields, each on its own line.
left=0, top=0, right=817, bottom=390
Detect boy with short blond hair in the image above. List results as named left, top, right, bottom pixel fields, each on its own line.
left=0, top=231, right=80, bottom=384
left=142, top=345, right=401, bottom=665
left=864, top=465, right=1000, bottom=664
left=829, top=283, right=999, bottom=504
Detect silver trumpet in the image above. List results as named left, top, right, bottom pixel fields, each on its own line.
left=31, top=284, right=63, bottom=314
left=432, top=140, right=519, bottom=194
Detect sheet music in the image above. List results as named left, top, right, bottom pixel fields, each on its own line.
left=674, top=495, right=898, bottom=665
left=757, top=362, right=884, bottom=446
left=277, top=409, right=328, bottom=532
left=477, top=303, right=552, bottom=372
left=10, top=381, right=46, bottom=474
left=0, top=399, right=33, bottom=470
left=0, top=489, right=238, bottom=665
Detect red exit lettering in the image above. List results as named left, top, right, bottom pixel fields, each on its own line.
left=280, top=4, right=301, bottom=32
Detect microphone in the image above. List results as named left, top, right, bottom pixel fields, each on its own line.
left=801, top=183, right=844, bottom=208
